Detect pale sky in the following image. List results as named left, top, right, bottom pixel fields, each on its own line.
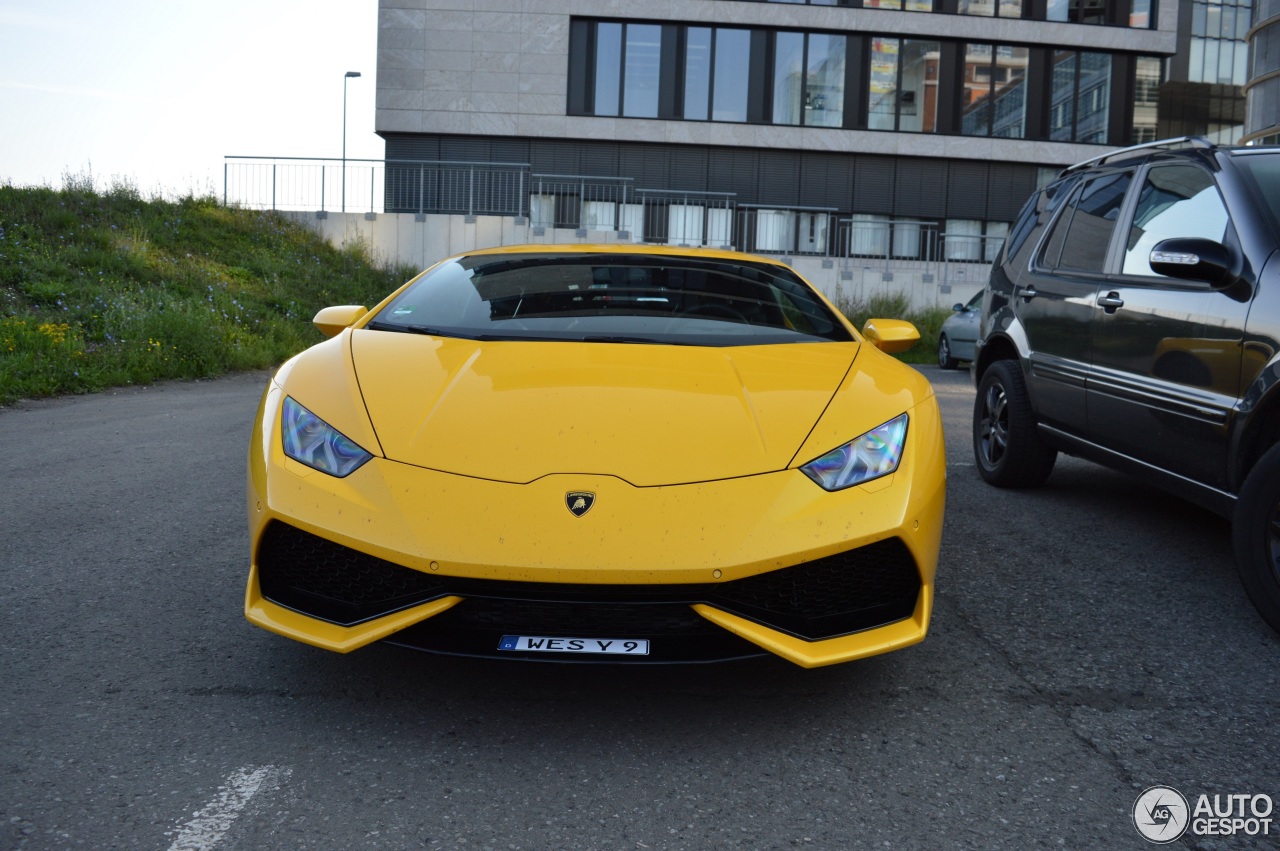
left=0, top=0, right=383, bottom=197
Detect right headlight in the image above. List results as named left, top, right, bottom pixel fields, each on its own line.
left=281, top=396, right=373, bottom=478
left=800, top=414, right=908, bottom=491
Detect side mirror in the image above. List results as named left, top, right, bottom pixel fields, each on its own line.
left=313, top=305, right=369, bottom=338
left=1149, top=238, right=1234, bottom=288
left=861, top=318, right=920, bottom=354
left=952, top=303, right=965, bottom=312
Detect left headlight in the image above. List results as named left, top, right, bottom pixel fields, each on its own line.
left=281, top=396, right=373, bottom=477
left=800, top=413, right=908, bottom=491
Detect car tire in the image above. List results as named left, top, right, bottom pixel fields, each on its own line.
left=972, top=359, right=1056, bottom=488
left=938, top=334, right=958, bottom=370
left=1232, top=442, right=1280, bottom=634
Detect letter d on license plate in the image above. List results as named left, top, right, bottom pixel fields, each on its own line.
left=498, top=635, right=650, bottom=655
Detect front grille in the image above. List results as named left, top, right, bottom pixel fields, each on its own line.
left=711, top=539, right=920, bottom=639
left=256, top=521, right=920, bottom=638
left=256, top=522, right=444, bottom=625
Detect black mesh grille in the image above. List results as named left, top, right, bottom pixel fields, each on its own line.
left=256, top=521, right=920, bottom=638
left=257, top=523, right=444, bottom=626
left=711, top=539, right=921, bottom=638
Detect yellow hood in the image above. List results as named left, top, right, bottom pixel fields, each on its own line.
left=350, top=329, right=858, bottom=486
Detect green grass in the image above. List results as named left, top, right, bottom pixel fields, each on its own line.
left=0, top=180, right=952, bottom=405
left=0, top=182, right=418, bottom=405
left=832, top=291, right=953, bottom=365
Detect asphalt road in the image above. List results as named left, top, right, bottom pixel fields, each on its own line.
left=2, top=366, right=1278, bottom=850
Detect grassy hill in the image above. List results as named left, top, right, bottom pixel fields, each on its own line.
left=0, top=183, right=417, bottom=405
left=1, top=183, right=949, bottom=405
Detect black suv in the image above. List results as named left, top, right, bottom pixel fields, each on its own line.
left=971, top=137, right=1280, bottom=632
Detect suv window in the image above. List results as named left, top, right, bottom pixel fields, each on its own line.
left=1233, top=152, right=1280, bottom=236
left=1122, top=164, right=1229, bottom=276
left=1039, top=171, right=1132, bottom=273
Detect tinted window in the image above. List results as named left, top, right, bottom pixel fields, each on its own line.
left=370, top=254, right=854, bottom=346
left=1041, top=172, right=1132, bottom=273
left=1234, top=152, right=1280, bottom=237
left=1123, top=165, right=1229, bottom=276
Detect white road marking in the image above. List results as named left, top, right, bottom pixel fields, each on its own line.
left=166, top=765, right=290, bottom=851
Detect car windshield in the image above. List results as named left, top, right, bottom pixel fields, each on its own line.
left=1234, top=151, right=1280, bottom=237
left=367, top=253, right=853, bottom=345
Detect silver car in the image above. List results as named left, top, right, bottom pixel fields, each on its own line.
left=937, top=291, right=982, bottom=369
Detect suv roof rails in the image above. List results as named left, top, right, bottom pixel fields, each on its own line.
left=1060, top=136, right=1217, bottom=177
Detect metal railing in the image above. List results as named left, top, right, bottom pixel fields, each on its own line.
left=388, top=160, right=528, bottom=217
left=223, top=156, right=530, bottom=216
left=632, top=189, right=738, bottom=246
left=224, top=156, right=382, bottom=213
left=737, top=205, right=839, bottom=256
left=222, top=156, right=1003, bottom=278
left=528, top=174, right=635, bottom=230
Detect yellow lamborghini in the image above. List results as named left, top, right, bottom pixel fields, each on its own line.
left=246, top=244, right=945, bottom=667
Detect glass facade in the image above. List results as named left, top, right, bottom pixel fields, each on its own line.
left=1188, top=0, right=1251, bottom=85
left=755, top=0, right=1149, bottom=24
left=575, top=20, right=1153, bottom=146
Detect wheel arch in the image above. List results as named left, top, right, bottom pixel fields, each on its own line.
left=974, top=333, right=1022, bottom=385
left=1232, top=360, right=1280, bottom=493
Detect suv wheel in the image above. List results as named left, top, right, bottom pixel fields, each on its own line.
left=1233, top=443, right=1280, bottom=633
left=973, top=360, right=1057, bottom=488
left=938, top=335, right=958, bottom=370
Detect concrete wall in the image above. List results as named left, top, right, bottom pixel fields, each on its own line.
left=283, top=209, right=988, bottom=312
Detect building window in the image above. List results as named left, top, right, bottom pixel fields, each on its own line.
left=1131, top=56, right=1160, bottom=144
left=868, top=38, right=941, bottom=132
left=962, top=45, right=1029, bottom=137
left=623, top=24, right=663, bottom=118
left=1050, top=51, right=1111, bottom=143
left=1044, top=0, right=1152, bottom=26
left=864, top=0, right=936, bottom=11
left=774, top=32, right=806, bottom=125
left=589, top=22, right=666, bottom=118
left=571, top=19, right=1131, bottom=146
left=807, top=34, right=846, bottom=127
left=774, top=32, right=848, bottom=127
left=958, top=0, right=1023, bottom=19
left=714, top=29, right=752, bottom=121
left=1189, top=0, right=1251, bottom=85
left=1129, top=0, right=1152, bottom=27
left=684, top=28, right=712, bottom=120
left=649, top=23, right=754, bottom=122
left=593, top=23, right=622, bottom=116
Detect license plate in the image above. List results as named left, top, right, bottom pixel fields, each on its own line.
left=498, top=635, right=650, bottom=655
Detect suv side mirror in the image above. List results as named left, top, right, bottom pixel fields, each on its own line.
left=1149, top=238, right=1234, bottom=288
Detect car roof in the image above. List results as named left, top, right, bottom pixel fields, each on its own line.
left=452, top=243, right=793, bottom=268
left=1059, top=136, right=1279, bottom=178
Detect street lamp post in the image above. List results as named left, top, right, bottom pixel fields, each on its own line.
left=342, top=71, right=362, bottom=213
